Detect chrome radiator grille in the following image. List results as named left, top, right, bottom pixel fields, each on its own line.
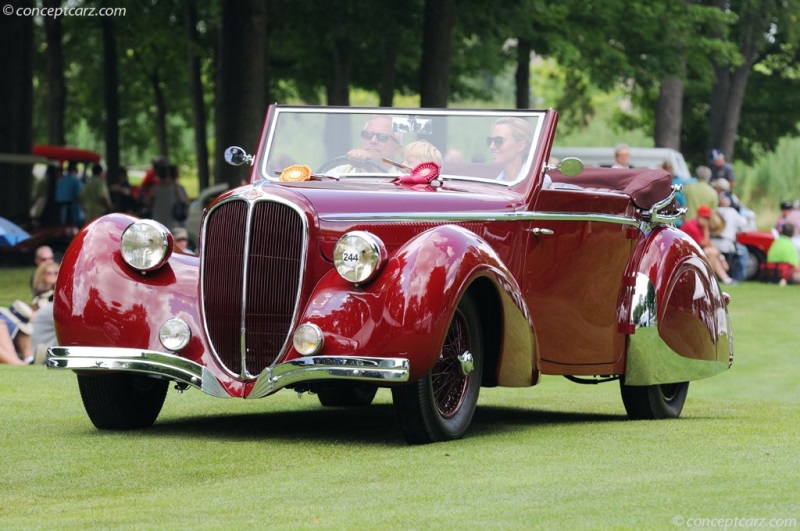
left=202, top=199, right=305, bottom=376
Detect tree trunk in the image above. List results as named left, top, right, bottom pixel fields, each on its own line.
left=377, top=0, right=402, bottom=108
left=215, top=0, right=268, bottom=188
left=102, top=17, right=120, bottom=185
left=707, top=64, right=730, bottom=155
left=326, top=7, right=350, bottom=106
left=515, top=39, right=531, bottom=109
left=150, top=69, right=169, bottom=160
left=0, top=0, right=34, bottom=222
left=654, top=74, right=684, bottom=150
left=378, top=37, right=397, bottom=107
left=43, top=0, right=66, bottom=146
left=186, top=0, right=210, bottom=189
left=419, top=0, right=455, bottom=108
left=707, top=0, right=771, bottom=162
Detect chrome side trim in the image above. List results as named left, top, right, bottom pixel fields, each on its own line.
left=319, top=210, right=640, bottom=227
left=45, top=347, right=409, bottom=400
left=45, top=347, right=231, bottom=398
left=625, top=273, right=729, bottom=385
left=248, top=356, right=410, bottom=399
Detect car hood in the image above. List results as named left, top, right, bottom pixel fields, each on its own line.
left=246, top=178, right=527, bottom=219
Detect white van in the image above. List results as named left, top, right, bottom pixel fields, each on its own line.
left=550, top=146, right=692, bottom=180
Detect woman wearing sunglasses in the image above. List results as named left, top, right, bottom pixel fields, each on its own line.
left=487, top=117, right=533, bottom=182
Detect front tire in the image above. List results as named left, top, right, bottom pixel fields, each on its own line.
left=620, top=379, right=689, bottom=420
left=392, top=293, right=483, bottom=444
left=77, top=373, right=169, bottom=429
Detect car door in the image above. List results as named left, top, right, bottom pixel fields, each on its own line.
left=523, top=187, right=635, bottom=369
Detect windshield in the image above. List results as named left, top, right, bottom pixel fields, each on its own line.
left=260, top=107, right=546, bottom=185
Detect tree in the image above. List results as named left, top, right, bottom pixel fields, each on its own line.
left=419, top=0, right=455, bottom=107
left=43, top=0, right=66, bottom=146
left=0, top=0, right=34, bottom=222
left=706, top=0, right=800, bottom=161
left=102, top=17, right=120, bottom=185
left=186, top=0, right=211, bottom=189
left=215, top=0, right=268, bottom=187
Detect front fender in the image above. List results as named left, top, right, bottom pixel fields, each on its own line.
left=294, top=225, right=535, bottom=382
left=626, top=226, right=733, bottom=385
left=53, top=213, right=247, bottom=398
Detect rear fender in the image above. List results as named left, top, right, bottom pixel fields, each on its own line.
left=626, top=226, right=733, bottom=385
left=295, top=225, right=537, bottom=383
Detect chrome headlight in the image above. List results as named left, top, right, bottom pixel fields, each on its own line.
left=293, top=323, right=324, bottom=356
left=159, top=319, right=192, bottom=352
left=120, top=220, right=173, bottom=272
left=333, top=231, right=386, bottom=284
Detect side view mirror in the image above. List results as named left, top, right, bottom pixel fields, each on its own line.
left=224, top=146, right=254, bottom=166
left=558, top=157, right=584, bottom=177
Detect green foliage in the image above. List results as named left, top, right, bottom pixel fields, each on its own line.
left=0, top=280, right=797, bottom=528
left=735, top=136, right=800, bottom=218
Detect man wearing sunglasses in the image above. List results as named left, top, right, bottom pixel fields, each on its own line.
left=344, top=115, right=403, bottom=172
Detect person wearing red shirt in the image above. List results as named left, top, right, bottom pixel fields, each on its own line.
left=681, top=205, right=735, bottom=285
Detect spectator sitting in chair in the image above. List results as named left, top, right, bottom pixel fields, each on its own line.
left=681, top=205, right=735, bottom=285
left=765, top=222, right=800, bottom=285
left=712, top=195, right=749, bottom=281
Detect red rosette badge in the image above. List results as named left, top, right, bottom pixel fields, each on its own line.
left=393, top=162, right=441, bottom=185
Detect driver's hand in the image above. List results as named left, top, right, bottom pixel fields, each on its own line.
left=346, top=149, right=372, bottom=161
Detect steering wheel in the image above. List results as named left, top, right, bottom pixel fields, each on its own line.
left=316, top=156, right=387, bottom=174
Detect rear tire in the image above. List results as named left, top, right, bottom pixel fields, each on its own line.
left=77, top=373, right=168, bottom=429
left=620, top=379, right=689, bottom=420
left=745, top=247, right=765, bottom=281
left=317, top=383, right=378, bottom=407
left=392, top=293, right=483, bottom=444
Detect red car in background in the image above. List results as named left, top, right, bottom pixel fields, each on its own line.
left=737, top=230, right=776, bottom=280
left=0, top=145, right=101, bottom=263
left=47, top=106, right=733, bottom=444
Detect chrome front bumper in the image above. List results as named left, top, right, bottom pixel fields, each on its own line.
left=46, top=347, right=411, bottom=399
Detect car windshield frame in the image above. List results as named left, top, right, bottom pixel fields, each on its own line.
left=259, top=106, right=547, bottom=186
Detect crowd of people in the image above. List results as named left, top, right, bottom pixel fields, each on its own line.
left=1, top=245, right=60, bottom=365
left=32, top=155, right=190, bottom=232
left=2, top=154, right=197, bottom=365
left=676, top=148, right=800, bottom=285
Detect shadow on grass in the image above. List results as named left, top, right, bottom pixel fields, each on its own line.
left=142, top=403, right=628, bottom=445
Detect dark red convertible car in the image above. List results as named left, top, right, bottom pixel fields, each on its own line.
left=47, top=106, right=733, bottom=444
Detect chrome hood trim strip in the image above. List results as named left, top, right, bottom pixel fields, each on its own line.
left=319, top=210, right=640, bottom=226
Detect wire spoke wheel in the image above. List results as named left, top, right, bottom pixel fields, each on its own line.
left=392, top=293, right=483, bottom=444
left=431, top=312, right=470, bottom=418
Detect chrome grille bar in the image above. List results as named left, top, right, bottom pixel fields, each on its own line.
left=202, top=197, right=305, bottom=378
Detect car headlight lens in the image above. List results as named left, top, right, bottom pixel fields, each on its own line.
left=333, top=231, right=386, bottom=284
left=293, top=323, right=324, bottom=355
left=120, top=220, right=172, bottom=272
left=159, top=319, right=192, bottom=352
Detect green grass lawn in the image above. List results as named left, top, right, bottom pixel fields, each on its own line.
left=1, top=274, right=798, bottom=529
